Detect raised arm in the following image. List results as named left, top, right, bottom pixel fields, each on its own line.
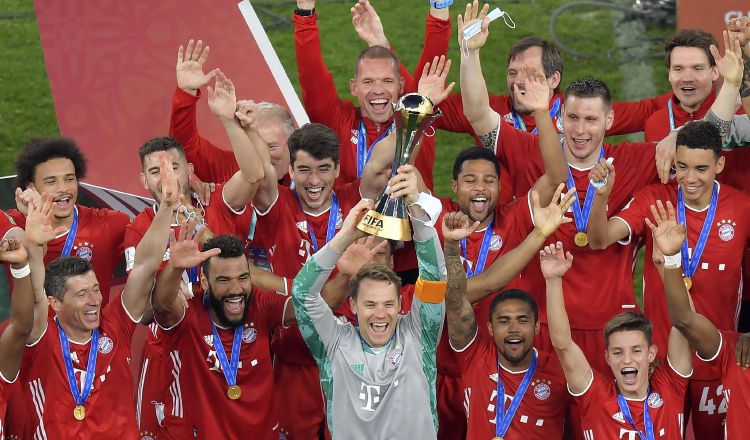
left=727, top=17, right=750, bottom=115
left=467, top=185, right=574, bottom=302
left=541, top=241, right=592, bottom=394
left=646, top=200, right=720, bottom=362
left=443, top=212, right=479, bottom=350
left=708, top=31, right=744, bottom=125
left=0, top=239, right=33, bottom=381
left=587, top=160, right=631, bottom=250
left=457, top=2, right=497, bottom=137
left=207, top=72, right=265, bottom=211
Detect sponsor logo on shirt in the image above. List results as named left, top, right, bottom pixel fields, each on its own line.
left=359, top=383, right=382, bottom=412
left=612, top=411, right=625, bottom=423
left=717, top=219, right=736, bottom=242
left=98, top=335, right=114, bottom=355
left=533, top=381, right=551, bottom=400
left=242, top=326, right=257, bottom=344
left=490, top=234, right=503, bottom=252
left=74, top=241, right=94, bottom=261
left=296, top=221, right=308, bottom=234
left=351, top=363, right=365, bottom=375
left=647, top=392, right=663, bottom=409
left=203, top=335, right=214, bottom=347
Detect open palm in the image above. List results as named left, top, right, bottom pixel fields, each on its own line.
left=539, top=242, right=573, bottom=280
left=176, top=39, right=217, bottom=92
left=25, top=193, right=67, bottom=246
left=646, top=200, right=686, bottom=257
left=168, top=222, right=220, bottom=270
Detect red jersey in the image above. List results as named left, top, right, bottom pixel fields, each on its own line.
left=17, top=295, right=140, bottom=439
left=0, top=373, right=14, bottom=440
left=614, top=181, right=750, bottom=380
left=169, top=88, right=293, bottom=187
left=643, top=91, right=717, bottom=143
left=456, top=331, right=569, bottom=440
left=157, top=290, right=288, bottom=439
left=9, top=206, right=129, bottom=304
left=702, top=331, right=750, bottom=440
left=124, top=184, right=252, bottom=271
left=511, top=141, right=658, bottom=330
left=574, top=365, right=689, bottom=440
left=292, top=13, right=436, bottom=191
left=435, top=194, right=534, bottom=377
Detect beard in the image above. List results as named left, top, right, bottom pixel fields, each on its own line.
left=500, top=344, right=534, bottom=366
left=206, top=286, right=250, bottom=329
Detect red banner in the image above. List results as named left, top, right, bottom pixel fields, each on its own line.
left=34, top=0, right=307, bottom=195
left=678, top=0, right=748, bottom=43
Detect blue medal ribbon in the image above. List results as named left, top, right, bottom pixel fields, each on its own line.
left=459, top=220, right=494, bottom=277
left=210, top=319, right=243, bottom=390
left=565, top=148, right=604, bottom=234
left=677, top=182, right=718, bottom=279
left=512, top=97, right=561, bottom=134
left=495, top=350, right=537, bottom=437
left=667, top=98, right=676, bottom=132
left=356, top=118, right=394, bottom=177
left=56, top=319, right=98, bottom=409
left=616, top=387, right=655, bottom=440
left=61, top=207, right=79, bottom=257
left=296, top=192, right=339, bottom=253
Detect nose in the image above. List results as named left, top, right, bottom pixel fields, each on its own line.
left=228, top=279, right=243, bottom=295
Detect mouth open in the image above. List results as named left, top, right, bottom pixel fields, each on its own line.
left=369, top=98, right=390, bottom=113
left=470, top=195, right=489, bottom=213
left=504, top=336, right=524, bottom=347
left=679, top=86, right=696, bottom=96
left=370, top=322, right=389, bottom=335
left=306, top=187, right=324, bottom=201
left=224, top=296, right=245, bottom=315
left=53, top=196, right=72, bottom=209
left=83, top=309, right=99, bottom=323
left=621, top=367, right=638, bottom=385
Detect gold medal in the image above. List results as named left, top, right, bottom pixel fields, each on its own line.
left=492, top=437, right=503, bottom=440
left=73, top=405, right=85, bottom=421
left=574, top=232, right=588, bottom=247
left=227, top=385, right=242, bottom=400
left=683, top=276, right=692, bottom=291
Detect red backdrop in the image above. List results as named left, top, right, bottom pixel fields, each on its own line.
left=34, top=0, right=308, bottom=195
left=679, top=0, right=748, bottom=42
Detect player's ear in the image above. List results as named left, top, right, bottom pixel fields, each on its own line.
left=605, top=106, right=614, bottom=131
left=451, top=179, right=458, bottom=194
left=547, top=71, right=561, bottom=92
left=534, top=320, right=540, bottom=335
left=648, top=344, right=657, bottom=363
left=140, top=173, right=148, bottom=191
left=715, top=155, right=725, bottom=174
left=200, top=272, right=209, bottom=292
left=188, top=163, right=194, bottom=176
left=349, top=297, right=358, bottom=315
left=49, top=296, right=63, bottom=313
left=486, top=321, right=492, bottom=335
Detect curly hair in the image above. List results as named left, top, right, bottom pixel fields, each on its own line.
left=15, top=137, right=87, bottom=190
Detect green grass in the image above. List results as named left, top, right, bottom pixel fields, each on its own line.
left=0, top=0, right=676, bottom=301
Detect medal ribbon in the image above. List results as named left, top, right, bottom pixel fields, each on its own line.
left=295, top=192, right=339, bottom=253
left=667, top=98, right=676, bottom=132
left=56, top=319, right=98, bottom=408
left=210, top=320, right=243, bottom=389
left=61, top=207, right=79, bottom=257
left=356, top=118, right=394, bottom=178
left=616, top=387, right=655, bottom=440
left=676, top=182, right=718, bottom=279
left=565, top=148, right=604, bottom=234
left=512, top=97, right=562, bottom=134
left=459, top=221, right=494, bottom=277
left=495, top=350, right=537, bottom=437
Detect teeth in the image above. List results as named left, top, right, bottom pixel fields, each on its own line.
left=372, top=323, right=386, bottom=327
left=308, top=188, right=323, bottom=193
left=84, top=311, right=97, bottom=316
left=471, top=196, right=487, bottom=202
left=225, top=297, right=242, bottom=303
left=370, top=99, right=388, bottom=104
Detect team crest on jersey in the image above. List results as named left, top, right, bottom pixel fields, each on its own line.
left=389, top=347, right=403, bottom=367
left=242, top=326, right=257, bottom=344
left=612, top=411, right=625, bottom=423
left=490, top=234, right=503, bottom=252
left=296, top=220, right=308, bottom=234
left=503, top=112, right=514, bottom=125
left=98, top=335, right=114, bottom=354
left=717, top=219, right=736, bottom=242
left=648, top=392, right=664, bottom=409
left=74, top=242, right=94, bottom=261
left=533, top=381, right=551, bottom=400
left=335, top=209, right=344, bottom=230
left=140, top=433, right=156, bottom=440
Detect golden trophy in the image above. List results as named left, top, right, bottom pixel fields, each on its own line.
left=357, top=93, right=442, bottom=241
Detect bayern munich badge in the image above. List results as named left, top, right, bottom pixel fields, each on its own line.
left=75, top=244, right=93, bottom=261
left=718, top=220, right=735, bottom=242
left=242, top=327, right=257, bottom=344
left=389, top=347, right=403, bottom=367
left=534, top=382, right=551, bottom=400
left=336, top=210, right=344, bottom=229
left=98, top=336, right=114, bottom=354
left=647, top=392, right=664, bottom=409
left=490, top=234, right=503, bottom=252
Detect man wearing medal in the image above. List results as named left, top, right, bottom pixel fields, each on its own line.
left=443, top=211, right=571, bottom=439
left=586, top=34, right=750, bottom=439
left=458, top=1, right=662, bottom=376
left=650, top=196, right=750, bottom=440
left=11, top=155, right=182, bottom=439
left=542, top=240, right=692, bottom=439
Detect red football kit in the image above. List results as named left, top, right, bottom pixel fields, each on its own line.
left=155, top=290, right=288, bottom=439
left=456, top=330, right=569, bottom=440
left=169, top=87, right=293, bottom=188
left=701, top=331, right=750, bottom=440
left=13, top=294, right=141, bottom=439
left=9, top=206, right=129, bottom=305
left=0, top=371, right=16, bottom=440
left=573, top=364, right=690, bottom=440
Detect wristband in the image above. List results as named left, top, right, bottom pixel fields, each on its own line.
left=10, top=264, right=30, bottom=279
left=663, top=253, right=681, bottom=269
left=294, top=7, right=315, bottom=16
left=430, top=0, right=453, bottom=8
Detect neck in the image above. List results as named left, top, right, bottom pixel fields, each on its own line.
left=618, top=382, right=649, bottom=400
left=477, top=213, right=494, bottom=231
left=497, top=349, right=534, bottom=373
left=565, top=143, right=603, bottom=169
left=678, top=99, right=703, bottom=114
left=51, top=209, right=75, bottom=230
left=58, top=318, right=93, bottom=343
left=300, top=193, right=332, bottom=216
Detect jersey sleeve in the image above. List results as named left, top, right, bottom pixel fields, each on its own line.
left=414, top=13, right=451, bottom=83
left=252, top=186, right=287, bottom=251
left=293, top=13, right=353, bottom=129
left=569, top=369, right=606, bottom=412
left=610, top=185, right=654, bottom=245
left=169, top=87, right=239, bottom=183
left=0, top=210, right=21, bottom=239
left=451, top=326, right=483, bottom=374
left=106, top=210, right=130, bottom=260
left=292, top=244, right=345, bottom=360
left=608, top=93, right=669, bottom=136
left=103, top=291, right=140, bottom=342
left=123, top=218, right=146, bottom=272
left=254, top=289, right=291, bottom=333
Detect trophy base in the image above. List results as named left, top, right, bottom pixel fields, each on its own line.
left=356, top=210, right=412, bottom=241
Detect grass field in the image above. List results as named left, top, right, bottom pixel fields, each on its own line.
left=0, top=0, right=677, bottom=298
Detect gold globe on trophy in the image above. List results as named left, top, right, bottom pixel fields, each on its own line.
left=357, top=93, right=442, bottom=241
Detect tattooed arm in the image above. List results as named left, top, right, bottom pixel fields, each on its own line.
left=443, top=212, right=479, bottom=351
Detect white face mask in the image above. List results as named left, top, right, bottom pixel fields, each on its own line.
left=461, top=7, right=517, bottom=58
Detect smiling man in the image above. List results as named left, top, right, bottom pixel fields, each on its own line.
left=292, top=196, right=446, bottom=439
left=10, top=138, right=130, bottom=305
left=542, top=241, right=692, bottom=439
